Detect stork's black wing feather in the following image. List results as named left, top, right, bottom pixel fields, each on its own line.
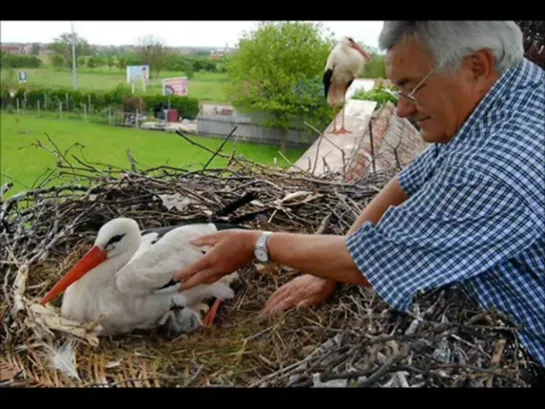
left=157, top=279, right=178, bottom=290
left=216, top=192, right=258, bottom=217
left=140, top=192, right=256, bottom=264
left=214, top=222, right=248, bottom=230
left=323, top=68, right=334, bottom=98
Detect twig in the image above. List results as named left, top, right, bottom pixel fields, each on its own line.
left=202, top=126, right=237, bottom=171
left=175, top=130, right=230, bottom=159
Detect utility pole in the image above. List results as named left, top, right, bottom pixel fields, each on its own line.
left=71, top=21, right=78, bottom=90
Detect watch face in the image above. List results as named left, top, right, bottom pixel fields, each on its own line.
left=255, top=249, right=267, bottom=262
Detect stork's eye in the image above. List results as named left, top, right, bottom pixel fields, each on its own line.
left=107, top=233, right=125, bottom=246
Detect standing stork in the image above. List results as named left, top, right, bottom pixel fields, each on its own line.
left=39, top=218, right=243, bottom=336
left=323, top=36, right=371, bottom=134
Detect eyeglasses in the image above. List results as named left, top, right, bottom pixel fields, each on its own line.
left=385, top=70, right=435, bottom=105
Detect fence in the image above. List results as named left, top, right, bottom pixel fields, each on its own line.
left=2, top=102, right=112, bottom=126
left=197, top=112, right=320, bottom=148
left=1, top=99, right=157, bottom=129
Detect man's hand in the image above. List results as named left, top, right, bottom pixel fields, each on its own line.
left=262, top=274, right=337, bottom=315
left=175, top=229, right=260, bottom=290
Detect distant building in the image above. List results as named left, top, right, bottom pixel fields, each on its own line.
left=208, top=47, right=236, bottom=59
left=1, top=45, right=22, bottom=54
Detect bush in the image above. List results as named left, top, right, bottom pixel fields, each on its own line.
left=0, top=84, right=200, bottom=120
left=0, top=52, right=42, bottom=69
left=352, top=84, right=398, bottom=107
left=140, top=94, right=200, bottom=120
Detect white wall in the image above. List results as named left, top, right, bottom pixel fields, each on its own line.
left=346, top=79, right=376, bottom=100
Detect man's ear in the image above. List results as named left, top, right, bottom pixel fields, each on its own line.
left=469, top=49, right=497, bottom=82
left=461, top=49, right=498, bottom=93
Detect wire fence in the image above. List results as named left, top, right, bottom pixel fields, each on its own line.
left=1, top=100, right=154, bottom=128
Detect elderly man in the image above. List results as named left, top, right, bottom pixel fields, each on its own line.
left=175, top=21, right=545, bottom=382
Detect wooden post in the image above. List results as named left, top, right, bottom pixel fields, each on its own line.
left=108, top=105, right=112, bottom=125
left=83, top=104, right=88, bottom=123
left=88, top=94, right=91, bottom=113
left=44, top=93, right=47, bottom=110
left=16, top=99, right=20, bottom=115
left=38, top=100, right=41, bottom=116
left=66, top=93, right=69, bottom=111
left=368, top=118, right=376, bottom=174
left=59, top=101, right=63, bottom=118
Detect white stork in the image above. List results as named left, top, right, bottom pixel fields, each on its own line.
left=323, top=36, right=371, bottom=134
left=39, top=217, right=242, bottom=336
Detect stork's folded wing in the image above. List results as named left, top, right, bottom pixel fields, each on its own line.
left=114, top=224, right=216, bottom=295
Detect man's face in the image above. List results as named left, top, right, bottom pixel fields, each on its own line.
left=385, top=37, right=494, bottom=144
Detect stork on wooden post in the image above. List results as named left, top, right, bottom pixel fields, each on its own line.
left=323, top=37, right=372, bottom=134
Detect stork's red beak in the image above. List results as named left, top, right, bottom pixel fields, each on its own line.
left=40, top=245, right=108, bottom=305
left=353, top=43, right=371, bottom=62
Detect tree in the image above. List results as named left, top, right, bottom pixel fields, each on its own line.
left=51, top=54, right=65, bottom=70
left=514, top=20, right=545, bottom=69
left=106, top=56, right=115, bottom=70
left=48, top=32, right=92, bottom=68
left=117, top=55, right=127, bottom=70
left=93, top=55, right=105, bottom=68
left=135, top=34, right=168, bottom=78
left=87, top=56, right=96, bottom=69
left=31, top=43, right=41, bottom=56
left=225, top=21, right=336, bottom=154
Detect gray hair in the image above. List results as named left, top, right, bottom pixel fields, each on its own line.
left=378, top=21, right=524, bottom=74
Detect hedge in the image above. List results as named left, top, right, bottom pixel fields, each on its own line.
left=0, top=83, right=200, bottom=120
left=352, top=85, right=398, bottom=108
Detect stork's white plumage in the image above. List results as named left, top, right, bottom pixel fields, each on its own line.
left=39, top=218, right=241, bottom=336
left=323, top=36, right=371, bottom=134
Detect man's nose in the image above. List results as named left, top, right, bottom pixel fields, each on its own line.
left=396, top=98, right=417, bottom=118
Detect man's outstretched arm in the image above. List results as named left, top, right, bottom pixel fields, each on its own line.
left=265, top=233, right=369, bottom=286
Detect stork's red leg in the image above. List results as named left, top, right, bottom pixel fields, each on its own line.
left=337, top=91, right=352, bottom=134
left=331, top=85, right=338, bottom=134
left=202, top=298, right=222, bottom=326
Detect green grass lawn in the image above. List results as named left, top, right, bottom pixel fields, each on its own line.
left=1, top=113, right=306, bottom=198
left=1, top=67, right=230, bottom=104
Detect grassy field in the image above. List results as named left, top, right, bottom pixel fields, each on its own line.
left=1, top=67, right=230, bottom=103
left=1, top=113, right=306, bottom=198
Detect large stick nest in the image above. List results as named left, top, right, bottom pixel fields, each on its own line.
left=0, top=132, right=541, bottom=388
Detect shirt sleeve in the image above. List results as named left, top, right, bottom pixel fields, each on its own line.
left=397, top=143, right=440, bottom=197
left=345, top=165, right=541, bottom=313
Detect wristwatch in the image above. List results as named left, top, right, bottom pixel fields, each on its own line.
left=254, top=231, right=273, bottom=263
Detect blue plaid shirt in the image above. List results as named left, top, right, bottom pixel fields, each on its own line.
left=346, top=57, right=545, bottom=368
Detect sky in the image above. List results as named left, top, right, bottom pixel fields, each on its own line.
left=0, top=20, right=385, bottom=49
